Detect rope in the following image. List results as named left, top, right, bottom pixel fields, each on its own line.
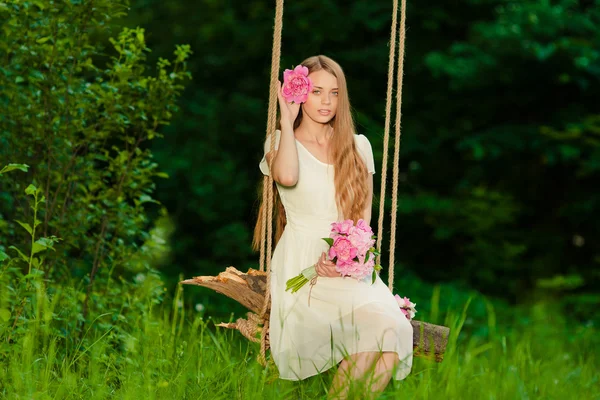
left=376, top=0, right=399, bottom=267
left=387, top=0, right=407, bottom=292
left=258, top=0, right=284, bottom=367
left=256, top=0, right=406, bottom=366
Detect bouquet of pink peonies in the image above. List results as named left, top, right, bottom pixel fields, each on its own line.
left=394, top=295, right=417, bottom=320
left=285, top=219, right=382, bottom=294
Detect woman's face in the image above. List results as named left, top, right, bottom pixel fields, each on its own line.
left=302, top=69, right=339, bottom=125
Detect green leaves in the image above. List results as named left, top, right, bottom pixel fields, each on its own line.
left=371, top=265, right=382, bottom=284
left=0, top=164, right=29, bottom=175
left=32, top=237, right=60, bottom=255
left=322, top=237, right=334, bottom=246
left=25, top=184, right=37, bottom=196
left=9, top=246, right=28, bottom=262
left=0, top=309, right=10, bottom=322
left=14, top=220, right=32, bottom=235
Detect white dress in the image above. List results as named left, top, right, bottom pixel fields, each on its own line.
left=259, top=129, right=413, bottom=381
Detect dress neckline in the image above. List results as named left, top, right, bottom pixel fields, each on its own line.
left=295, top=138, right=334, bottom=166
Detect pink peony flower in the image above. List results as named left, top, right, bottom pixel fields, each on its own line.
left=331, top=219, right=354, bottom=237
left=345, top=254, right=375, bottom=280
left=348, top=226, right=375, bottom=255
left=329, top=236, right=358, bottom=269
left=394, top=294, right=417, bottom=320
left=282, top=65, right=313, bottom=103
left=355, top=219, right=374, bottom=235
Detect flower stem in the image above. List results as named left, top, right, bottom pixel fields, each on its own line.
left=286, top=265, right=317, bottom=293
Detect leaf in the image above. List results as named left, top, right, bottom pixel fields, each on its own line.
left=36, top=37, right=51, bottom=44
left=0, top=163, right=29, bottom=175
left=32, top=242, right=48, bottom=255
left=155, top=172, right=169, bottom=179
left=365, top=252, right=370, bottom=262
left=9, top=246, right=28, bottom=262
left=14, top=220, right=33, bottom=235
left=34, top=237, right=57, bottom=252
left=322, top=238, right=334, bottom=246
left=0, top=309, right=10, bottom=322
left=32, top=0, right=46, bottom=10
left=0, top=251, right=9, bottom=262
left=372, top=270, right=376, bottom=284
left=139, top=194, right=160, bottom=204
left=25, top=184, right=37, bottom=195
left=15, top=76, right=25, bottom=84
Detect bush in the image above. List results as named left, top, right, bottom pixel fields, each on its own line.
left=0, top=0, right=191, bottom=360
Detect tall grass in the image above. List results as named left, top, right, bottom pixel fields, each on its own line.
left=0, top=278, right=597, bottom=399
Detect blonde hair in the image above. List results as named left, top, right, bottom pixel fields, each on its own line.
left=252, top=55, right=369, bottom=252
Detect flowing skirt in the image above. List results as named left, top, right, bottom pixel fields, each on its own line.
left=268, top=223, right=414, bottom=381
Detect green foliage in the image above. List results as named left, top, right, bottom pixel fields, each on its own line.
left=118, top=0, right=599, bottom=322
left=0, top=0, right=191, bottom=363
left=0, top=275, right=598, bottom=398
left=412, top=0, right=600, bottom=320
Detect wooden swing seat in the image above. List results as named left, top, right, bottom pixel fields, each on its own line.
left=182, top=266, right=450, bottom=362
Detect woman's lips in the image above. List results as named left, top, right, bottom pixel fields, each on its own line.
left=318, top=110, right=331, bottom=115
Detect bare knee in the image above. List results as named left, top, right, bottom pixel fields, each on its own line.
left=340, top=351, right=380, bottom=375
left=350, top=351, right=380, bottom=365
left=379, top=352, right=399, bottom=368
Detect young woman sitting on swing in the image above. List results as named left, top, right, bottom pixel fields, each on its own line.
left=253, top=54, right=414, bottom=399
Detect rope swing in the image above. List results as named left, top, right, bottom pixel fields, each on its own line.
left=181, top=0, right=450, bottom=367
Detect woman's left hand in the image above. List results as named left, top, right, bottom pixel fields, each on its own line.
left=315, top=252, right=339, bottom=278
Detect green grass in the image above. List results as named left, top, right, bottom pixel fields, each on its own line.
left=0, top=281, right=598, bottom=400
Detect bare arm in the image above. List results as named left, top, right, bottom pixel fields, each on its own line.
left=270, top=122, right=299, bottom=186
left=266, top=81, right=301, bottom=187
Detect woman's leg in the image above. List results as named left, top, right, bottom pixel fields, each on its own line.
left=328, top=351, right=400, bottom=400
left=363, top=352, right=400, bottom=399
left=327, top=351, right=381, bottom=399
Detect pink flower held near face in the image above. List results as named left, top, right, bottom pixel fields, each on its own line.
left=282, top=65, right=313, bottom=104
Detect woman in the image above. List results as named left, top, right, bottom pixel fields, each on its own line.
left=253, top=55, right=413, bottom=399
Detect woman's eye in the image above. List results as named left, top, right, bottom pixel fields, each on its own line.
left=332, top=92, right=339, bottom=96
left=313, top=90, right=321, bottom=94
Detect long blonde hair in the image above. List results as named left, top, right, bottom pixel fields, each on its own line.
left=252, top=55, right=369, bottom=252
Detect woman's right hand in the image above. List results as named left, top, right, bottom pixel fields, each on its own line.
left=277, top=80, right=301, bottom=127
left=315, top=252, right=339, bottom=278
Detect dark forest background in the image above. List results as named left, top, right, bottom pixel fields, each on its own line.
left=131, top=0, right=599, bottom=320
left=1, top=0, right=598, bottom=343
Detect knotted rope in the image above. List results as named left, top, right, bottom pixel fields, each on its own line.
left=376, top=0, right=407, bottom=293
left=257, top=0, right=407, bottom=366
left=257, top=0, right=284, bottom=367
